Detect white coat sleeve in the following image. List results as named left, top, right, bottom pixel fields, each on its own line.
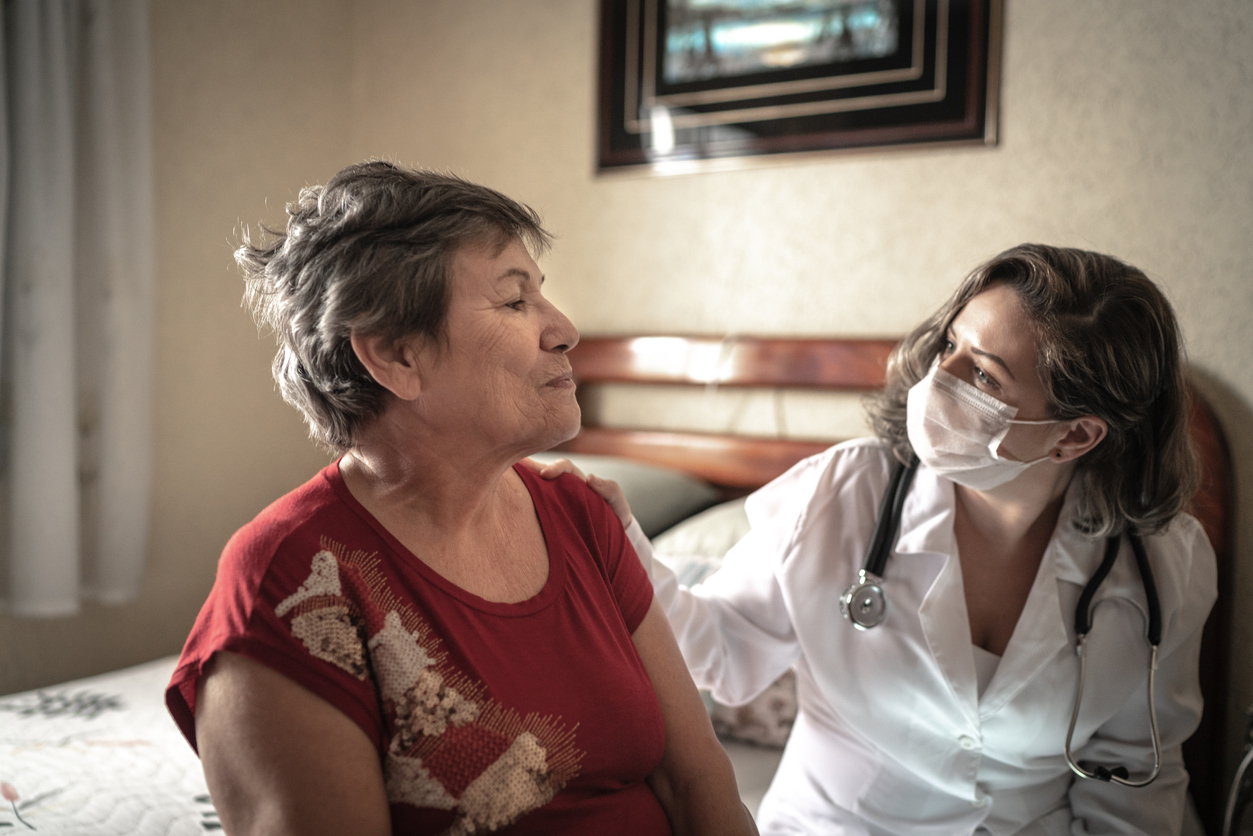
left=625, top=515, right=802, bottom=707
left=1062, top=518, right=1217, bottom=835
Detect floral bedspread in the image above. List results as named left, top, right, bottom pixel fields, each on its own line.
left=0, top=657, right=215, bottom=834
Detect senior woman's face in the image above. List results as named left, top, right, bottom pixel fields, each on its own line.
left=414, top=237, right=581, bottom=456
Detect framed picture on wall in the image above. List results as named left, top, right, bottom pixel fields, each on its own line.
left=596, top=0, right=1002, bottom=172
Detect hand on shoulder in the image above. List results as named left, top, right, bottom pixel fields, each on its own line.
left=520, top=456, right=634, bottom=527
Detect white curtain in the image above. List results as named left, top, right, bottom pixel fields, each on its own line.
left=0, top=0, right=155, bottom=617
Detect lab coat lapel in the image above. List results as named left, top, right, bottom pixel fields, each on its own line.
left=977, top=539, right=1071, bottom=717
left=1050, top=521, right=1150, bottom=643
left=979, top=487, right=1087, bottom=717
left=897, top=469, right=981, bottom=726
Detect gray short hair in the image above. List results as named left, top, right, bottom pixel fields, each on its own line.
left=238, top=161, right=552, bottom=452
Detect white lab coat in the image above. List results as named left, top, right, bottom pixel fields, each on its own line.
left=627, top=439, right=1216, bottom=836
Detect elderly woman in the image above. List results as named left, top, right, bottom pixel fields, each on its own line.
left=165, top=162, right=755, bottom=836
left=571, top=245, right=1216, bottom=835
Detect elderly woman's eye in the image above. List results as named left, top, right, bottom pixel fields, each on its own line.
left=506, top=299, right=525, bottom=310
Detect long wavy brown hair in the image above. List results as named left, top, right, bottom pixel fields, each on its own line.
left=866, top=244, right=1199, bottom=537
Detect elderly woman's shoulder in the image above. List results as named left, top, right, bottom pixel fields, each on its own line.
left=219, top=464, right=349, bottom=579
left=514, top=463, right=605, bottom=512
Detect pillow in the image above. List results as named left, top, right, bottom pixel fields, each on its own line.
left=651, top=496, right=798, bottom=750
left=528, top=452, right=718, bottom=537
left=707, top=669, right=797, bottom=749
left=652, top=497, right=750, bottom=586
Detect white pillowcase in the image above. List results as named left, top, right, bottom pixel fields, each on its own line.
left=652, top=497, right=750, bottom=585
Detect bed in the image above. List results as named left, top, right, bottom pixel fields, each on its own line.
left=0, top=656, right=214, bottom=834
left=543, top=334, right=1235, bottom=835
left=0, top=335, right=1235, bottom=835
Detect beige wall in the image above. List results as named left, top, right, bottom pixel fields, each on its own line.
left=2, top=0, right=1250, bottom=788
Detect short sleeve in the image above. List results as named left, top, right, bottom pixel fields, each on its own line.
left=538, top=469, right=655, bottom=635
left=165, top=521, right=385, bottom=755
left=602, top=502, right=654, bottom=634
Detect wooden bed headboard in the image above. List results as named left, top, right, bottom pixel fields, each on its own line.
left=557, top=335, right=899, bottom=491
left=558, top=334, right=1235, bottom=834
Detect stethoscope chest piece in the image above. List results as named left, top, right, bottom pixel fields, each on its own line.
left=841, top=570, right=887, bottom=629
left=841, top=456, right=918, bottom=631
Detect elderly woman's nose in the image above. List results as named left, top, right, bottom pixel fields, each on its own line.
left=543, top=301, right=579, bottom=353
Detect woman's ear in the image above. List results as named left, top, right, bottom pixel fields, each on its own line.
left=1053, top=416, right=1108, bottom=463
left=349, top=331, right=424, bottom=401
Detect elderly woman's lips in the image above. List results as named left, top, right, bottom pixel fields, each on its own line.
left=546, top=373, right=575, bottom=388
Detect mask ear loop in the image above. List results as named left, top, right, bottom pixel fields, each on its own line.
left=1065, top=534, right=1162, bottom=787
left=992, top=415, right=1068, bottom=463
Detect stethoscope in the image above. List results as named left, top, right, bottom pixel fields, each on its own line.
left=839, top=457, right=1164, bottom=787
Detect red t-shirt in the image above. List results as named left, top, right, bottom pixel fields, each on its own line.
left=167, top=462, right=670, bottom=835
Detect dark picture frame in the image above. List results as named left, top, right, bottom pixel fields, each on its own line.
left=596, top=0, right=1002, bottom=172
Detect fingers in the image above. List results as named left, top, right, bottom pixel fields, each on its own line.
left=521, top=457, right=588, bottom=481
left=588, top=474, right=634, bottom=528
left=519, top=458, right=634, bottom=528
left=546, top=458, right=587, bottom=480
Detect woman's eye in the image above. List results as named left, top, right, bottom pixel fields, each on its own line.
left=941, top=338, right=955, bottom=355
left=506, top=299, right=525, bottom=311
left=974, top=366, right=991, bottom=385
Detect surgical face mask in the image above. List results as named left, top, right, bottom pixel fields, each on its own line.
left=906, top=361, right=1061, bottom=490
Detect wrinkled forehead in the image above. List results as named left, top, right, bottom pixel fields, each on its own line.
left=453, top=226, right=514, bottom=258
left=446, top=234, right=541, bottom=296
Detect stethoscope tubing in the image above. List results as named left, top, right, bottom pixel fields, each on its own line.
left=1064, top=632, right=1161, bottom=786
left=1064, top=534, right=1163, bottom=786
left=1222, top=738, right=1253, bottom=836
left=844, top=457, right=1164, bottom=787
left=864, top=456, right=918, bottom=578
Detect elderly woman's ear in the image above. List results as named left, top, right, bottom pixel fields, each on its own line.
left=350, top=331, right=426, bottom=401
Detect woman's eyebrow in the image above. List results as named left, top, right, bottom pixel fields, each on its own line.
left=494, top=267, right=544, bottom=288
left=948, top=324, right=1017, bottom=382
left=971, top=346, right=1015, bottom=380
left=494, top=267, right=530, bottom=283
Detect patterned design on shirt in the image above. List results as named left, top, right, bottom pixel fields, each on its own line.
left=273, top=537, right=584, bottom=834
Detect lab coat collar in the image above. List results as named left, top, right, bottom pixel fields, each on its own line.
left=1048, top=483, right=1105, bottom=586
left=1048, top=503, right=1151, bottom=694
left=892, top=467, right=1100, bottom=574
left=893, top=463, right=957, bottom=559
left=1045, top=484, right=1147, bottom=608
left=889, top=467, right=1132, bottom=721
left=897, top=466, right=980, bottom=722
